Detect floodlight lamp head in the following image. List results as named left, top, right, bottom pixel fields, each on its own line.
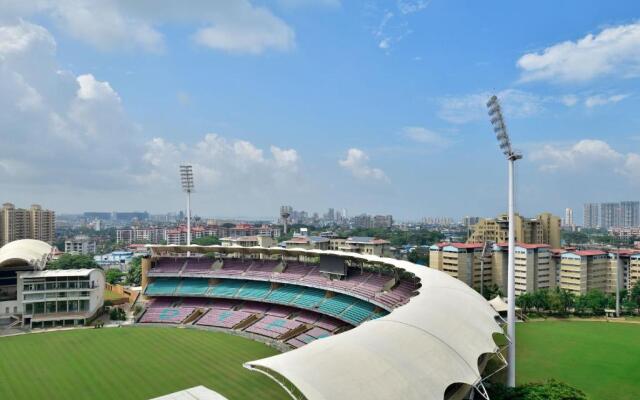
left=179, top=164, right=194, bottom=193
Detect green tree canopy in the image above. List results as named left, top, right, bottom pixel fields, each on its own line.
left=488, top=380, right=587, bottom=400
left=48, top=254, right=99, bottom=270
left=125, top=256, right=142, bottom=286
left=105, top=268, right=124, bottom=285
left=191, top=236, right=221, bottom=246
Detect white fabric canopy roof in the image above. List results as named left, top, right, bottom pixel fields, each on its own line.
left=0, top=239, right=52, bottom=269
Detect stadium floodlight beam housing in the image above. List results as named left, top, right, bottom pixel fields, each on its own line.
left=180, top=165, right=194, bottom=247
left=486, top=95, right=522, bottom=388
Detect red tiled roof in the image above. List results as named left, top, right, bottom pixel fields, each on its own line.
left=572, top=250, right=607, bottom=257
left=496, top=242, right=550, bottom=249
left=442, top=242, right=484, bottom=249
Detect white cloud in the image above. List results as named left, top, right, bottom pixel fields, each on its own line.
left=2, top=0, right=295, bottom=54
left=0, top=20, right=138, bottom=187
left=517, top=22, right=640, bottom=83
left=584, top=93, right=629, bottom=108
left=339, top=148, right=388, bottom=182
left=397, top=0, right=430, bottom=15
left=439, top=89, right=543, bottom=124
left=531, top=139, right=640, bottom=184
left=270, top=146, right=299, bottom=169
left=560, top=94, right=579, bottom=107
left=140, top=134, right=300, bottom=192
left=402, top=126, right=450, bottom=146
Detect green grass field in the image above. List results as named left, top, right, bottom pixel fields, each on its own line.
left=0, top=327, right=288, bottom=400
left=517, top=321, right=640, bottom=400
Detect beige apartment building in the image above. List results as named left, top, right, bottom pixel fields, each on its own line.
left=629, top=254, right=640, bottom=290
left=334, top=237, right=391, bottom=257
left=558, top=250, right=609, bottom=295
left=467, top=212, right=561, bottom=248
left=429, top=243, right=492, bottom=291
left=492, top=243, right=554, bottom=295
left=0, top=203, right=55, bottom=246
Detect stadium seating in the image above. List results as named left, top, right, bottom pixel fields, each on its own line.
left=220, top=259, right=251, bottom=275
left=240, top=301, right=271, bottom=314
left=244, top=316, right=304, bottom=339
left=175, top=279, right=209, bottom=296
left=145, top=279, right=180, bottom=296
left=183, top=259, right=214, bottom=274
left=245, top=261, right=278, bottom=278
left=287, top=327, right=333, bottom=348
left=140, top=306, right=195, bottom=324
left=196, top=309, right=253, bottom=329
left=340, top=300, right=376, bottom=325
left=315, top=315, right=344, bottom=332
left=275, top=263, right=314, bottom=281
left=151, top=259, right=184, bottom=274
left=237, top=281, right=271, bottom=299
left=209, top=280, right=245, bottom=297
left=266, top=285, right=304, bottom=304
left=291, top=288, right=326, bottom=309
left=318, top=294, right=354, bottom=317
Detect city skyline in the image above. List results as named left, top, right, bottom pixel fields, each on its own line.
left=2, top=2, right=640, bottom=219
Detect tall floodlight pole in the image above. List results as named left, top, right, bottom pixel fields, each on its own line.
left=487, top=95, right=522, bottom=388
left=180, top=165, right=194, bottom=248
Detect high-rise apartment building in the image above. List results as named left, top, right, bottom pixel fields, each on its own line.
left=563, top=208, right=573, bottom=227
left=620, top=201, right=640, bottom=227
left=467, top=212, right=561, bottom=248
left=583, top=203, right=599, bottom=229
left=600, top=202, right=621, bottom=229
left=0, top=203, right=55, bottom=246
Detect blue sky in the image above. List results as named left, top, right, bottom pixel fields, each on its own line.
left=1, top=1, right=640, bottom=222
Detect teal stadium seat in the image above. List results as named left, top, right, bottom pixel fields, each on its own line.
left=292, top=288, right=326, bottom=308
left=340, top=300, right=376, bottom=325
left=237, top=281, right=271, bottom=299
left=176, top=279, right=209, bottom=295
left=209, top=280, right=245, bottom=297
left=266, top=285, right=304, bottom=304
left=145, top=279, right=180, bottom=295
left=318, top=294, right=354, bottom=317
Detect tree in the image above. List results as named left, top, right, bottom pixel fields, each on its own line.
left=191, top=236, right=221, bottom=246
left=109, top=307, right=126, bottom=321
left=584, top=289, right=607, bottom=315
left=48, top=254, right=99, bottom=270
left=105, top=268, right=124, bottom=285
left=125, top=256, right=142, bottom=286
left=516, top=293, right=534, bottom=313
left=488, top=380, right=587, bottom=400
left=531, top=290, right=550, bottom=312
left=482, top=283, right=503, bottom=301
left=631, top=281, right=640, bottom=308
left=548, top=288, right=574, bottom=315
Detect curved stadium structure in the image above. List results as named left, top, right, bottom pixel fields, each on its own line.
left=141, top=245, right=507, bottom=400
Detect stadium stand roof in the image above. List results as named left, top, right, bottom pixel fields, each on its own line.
left=147, top=245, right=505, bottom=400
left=150, top=386, right=229, bottom=400
left=0, top=239, right=52, bottom=270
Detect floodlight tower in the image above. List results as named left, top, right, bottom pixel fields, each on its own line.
left=280, top=206, right=292, bottom=235
left=180, top=165, right=194, bottom=247
left=487, top=95, right=522, bottom=388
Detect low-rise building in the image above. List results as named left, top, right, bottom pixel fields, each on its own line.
left=219, top=235, right=275, bottom=248
left=64, top=235, right=97, bottom=255
left=284, top=236, right=330, bottom=250
left=558, top=250, right=609, bottom=295
left=340, top=237, right=391, bottom=257
left=429, top=242, right=491, bottom=291
left=18, top=269, right=104, bottom=329
left=492, top=243, right=554, bottom=295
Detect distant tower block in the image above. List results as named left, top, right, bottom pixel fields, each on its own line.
left=280, top=205, right=292, bottom=235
